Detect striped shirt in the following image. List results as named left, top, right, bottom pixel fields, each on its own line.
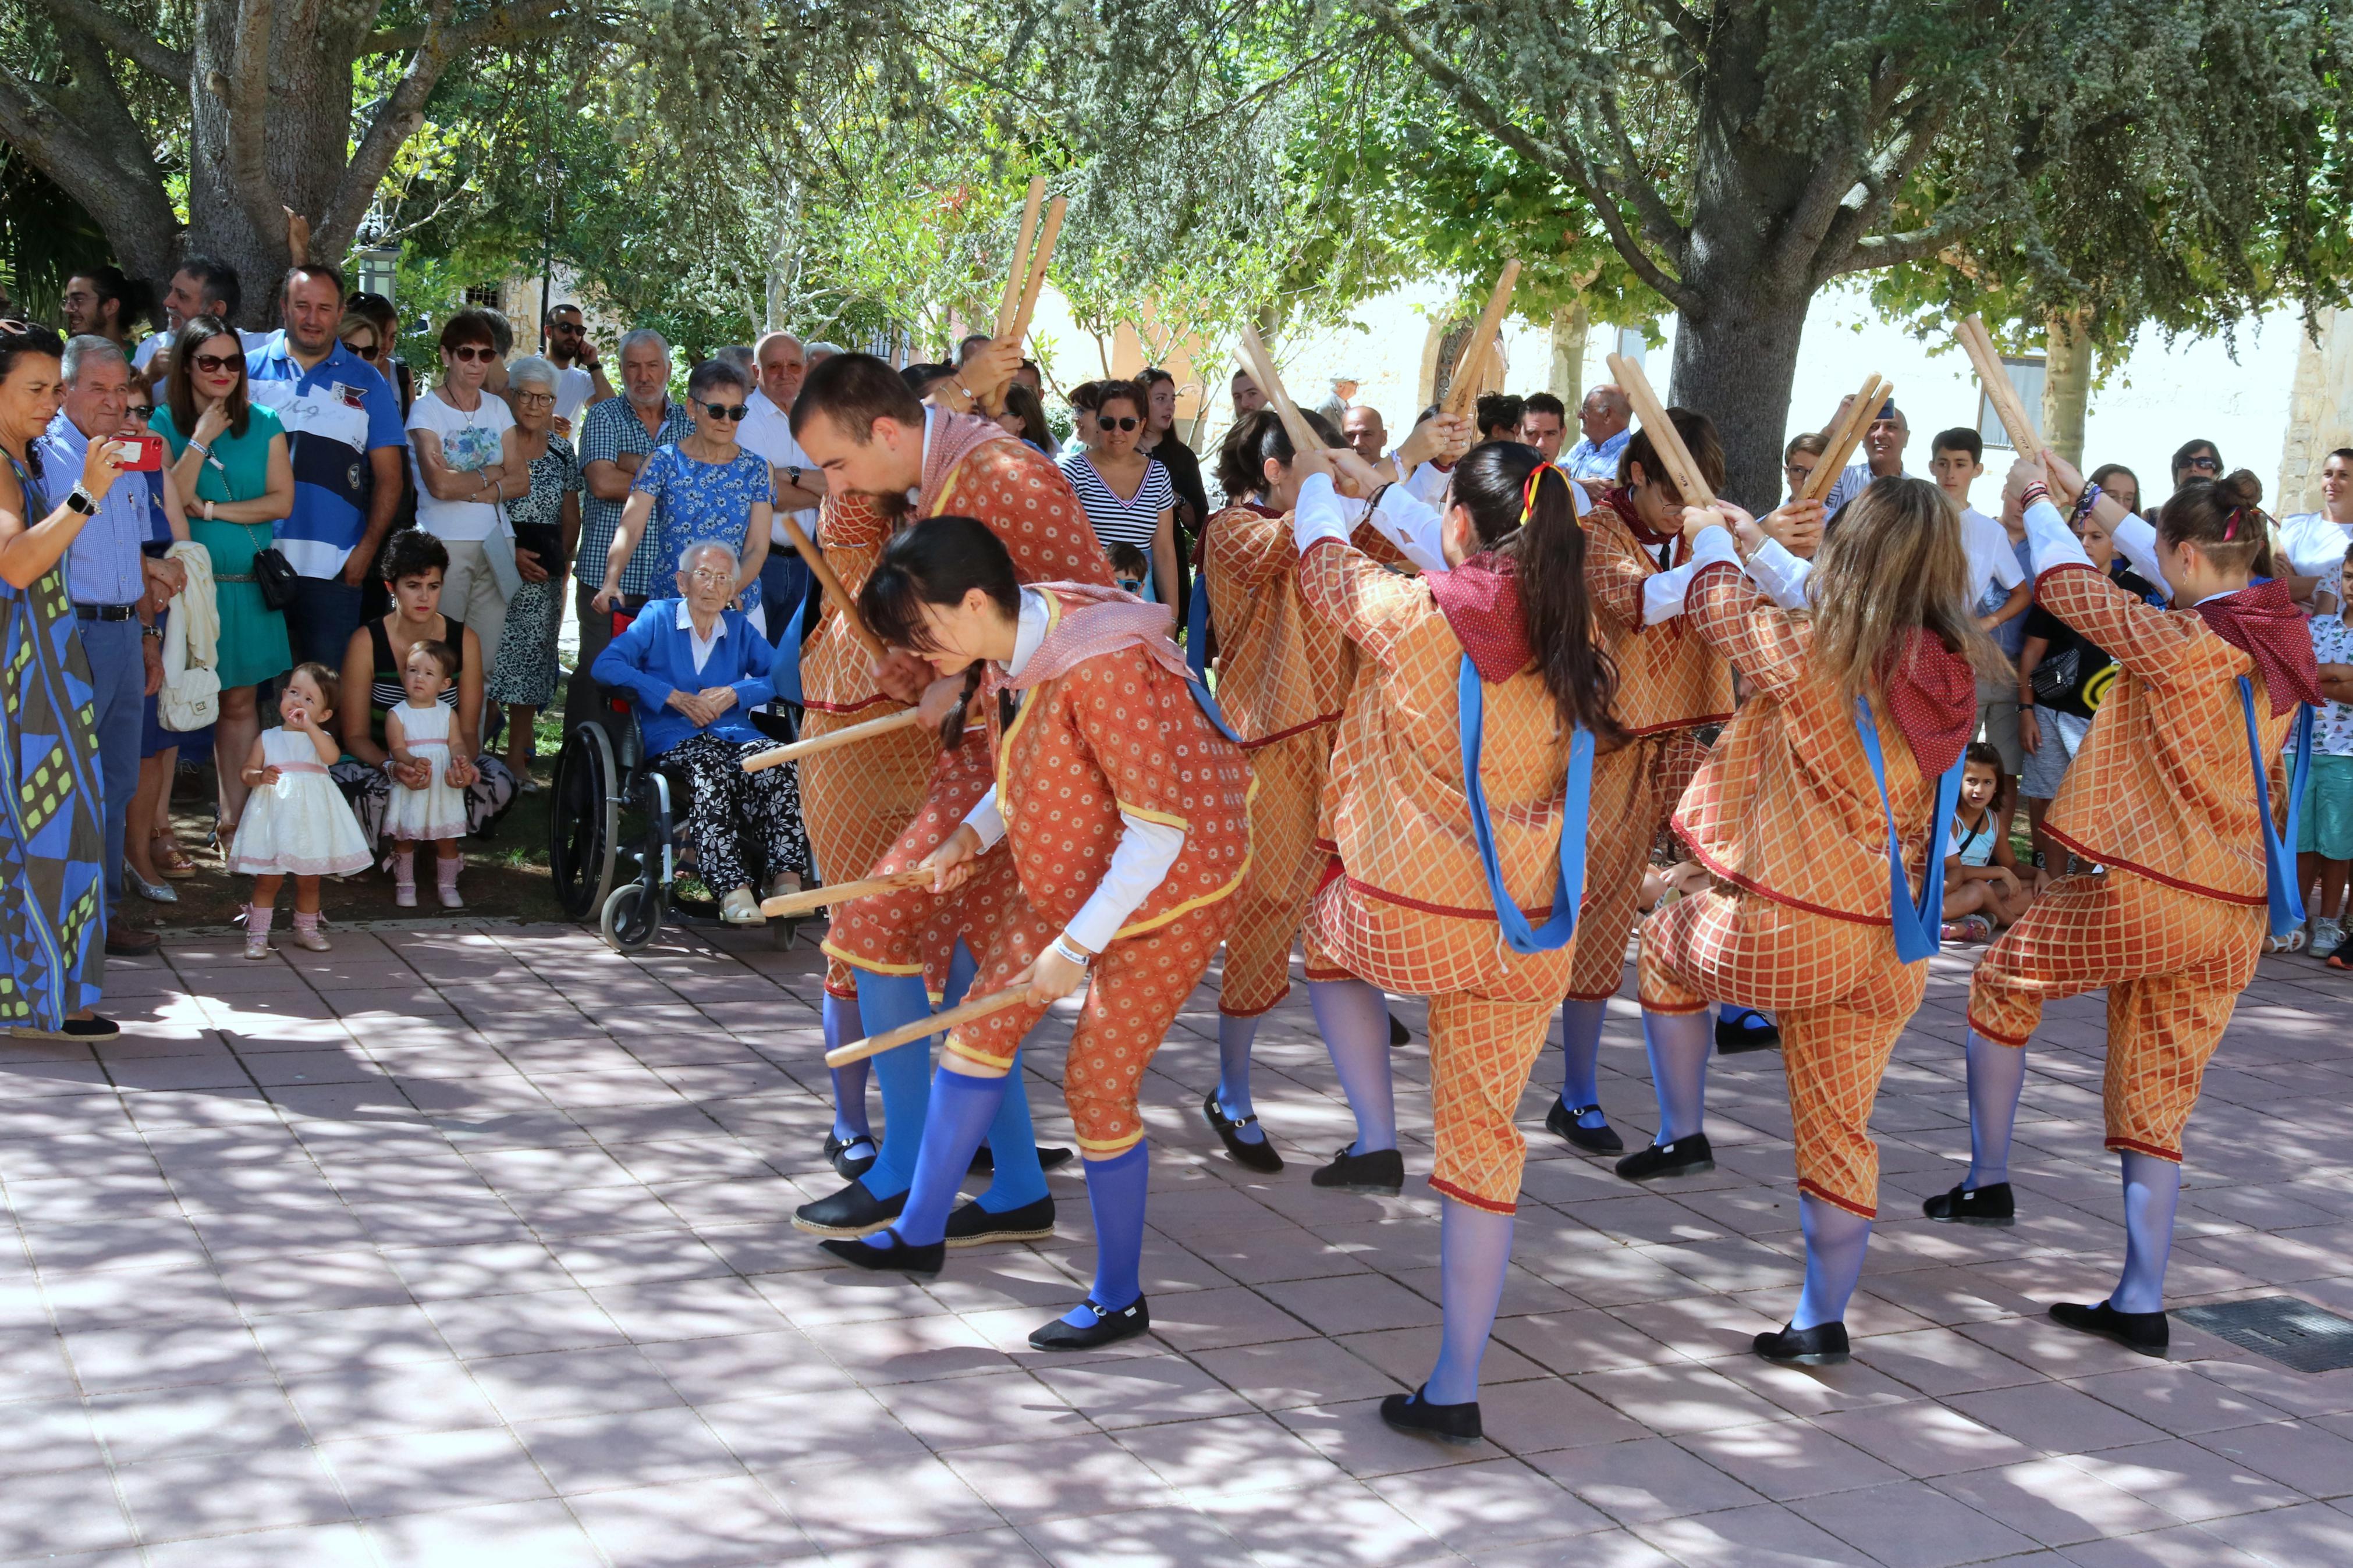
left=1059, top=451, right=1174, bottom=553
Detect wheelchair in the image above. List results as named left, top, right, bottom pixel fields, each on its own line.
left=546, top=601, right=814, bottom=954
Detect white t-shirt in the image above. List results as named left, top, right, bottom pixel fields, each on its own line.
left=406, top=389, right=516, bottom=543
left=739, top=388, right=819, bottom=545
left=1961, top=506, right=2027, bottom=603
left=553, top=365, right=596, bottom=426
left=2279, top=511, right=2353, bottom=586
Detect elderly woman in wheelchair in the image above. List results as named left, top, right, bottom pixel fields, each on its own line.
left=588, top=541, right=810, bottom=923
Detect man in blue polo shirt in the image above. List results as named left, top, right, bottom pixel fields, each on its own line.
left=246, top=264, right=407, bottom=668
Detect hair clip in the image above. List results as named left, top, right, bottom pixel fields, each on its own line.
left=2223, top=506, right=2241, bottom=541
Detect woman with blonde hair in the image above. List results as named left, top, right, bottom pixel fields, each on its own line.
left=1637, top=474, right=2007, bottom=1364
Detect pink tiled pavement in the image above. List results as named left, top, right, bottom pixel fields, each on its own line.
left=1, top=922, right=2348, bottom=1565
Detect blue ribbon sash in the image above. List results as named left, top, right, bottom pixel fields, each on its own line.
left=1458, top=655, right=1592, bottom=955
left=1854, top=698, right=1964, bottom=965
left=2242, top=678, right=2312, bottom=939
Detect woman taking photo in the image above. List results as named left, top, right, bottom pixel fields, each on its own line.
left=1060, top=379, right=1178, bottom=604
left=0, top=320, right=122, bottom=1039
left=488, top=355, right=583, bottom=787
left=150, top=313, right=295, bottom=845
left=408, top=311, right=526, bottom=690
left=591, top=358, right=771, bottom=623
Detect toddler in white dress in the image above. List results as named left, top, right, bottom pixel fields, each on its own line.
left=384, top=639, right=476, bottom=908
left=230, top=663, right=371, bottom=957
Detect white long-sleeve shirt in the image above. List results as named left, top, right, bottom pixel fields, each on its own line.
left=1639, top=527, right=1741, bottom=624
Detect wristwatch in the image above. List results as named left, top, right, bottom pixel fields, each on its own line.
left=787, top=465, right=803, bottom=489
left=65, top=486, right=95, bottom=515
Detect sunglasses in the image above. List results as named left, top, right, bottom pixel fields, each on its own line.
left=2184, top=456, right=2220, bottom=471
left=449, top=345, right=497, bottom=363
left=1096, top=415, right=1140, bottom=432
left=699, top=402, right=749, bottom=421
left=342, top=339, right=379, bottom=357
left=189, top=353, right=243, bottom=375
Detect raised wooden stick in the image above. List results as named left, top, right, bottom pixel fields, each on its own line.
left=1442, top=260, right=1522, bottom=419
left=825, top=984, right=1040, bottom=1068
left=1957, top=314, right=2040, bottom=456
left=742, top=706, right=922, bottom=774
left=776, top=509, right=883, bottom=662
left=994, top=178, right=1047, bottom=339
left=1235, top=323, right=1324, bottom=458
left=758, top=865, right=936, bottom=920
left=979, top=193, right=1067, bottom=415
left=1605, top=351, right=1714, bottom=506
left=1007, top=197, right=1067, bottom=351
left=1800, top=373, right=1887, bottom=504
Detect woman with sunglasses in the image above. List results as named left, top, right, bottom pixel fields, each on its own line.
left=591, top=357, right=771, bottom=624
left=407, top=311, right=526, bottom=692
left=1060, top=379, right=1177, bottom=605
left=151, top=313, right=295, bottom=844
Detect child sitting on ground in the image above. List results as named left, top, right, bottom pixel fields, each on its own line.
left=1942, top=741, right=2034, bottom=944
left=383, top=640, right=475, bottom=909
left=230, top=663, right=372, bottom=957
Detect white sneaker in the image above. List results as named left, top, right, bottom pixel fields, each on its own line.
left=720, top=887, right=767, bottom=925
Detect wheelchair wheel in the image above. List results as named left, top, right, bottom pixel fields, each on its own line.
left=599, top=882, right=664, bottom=952
left=549, top=723, right=617, bottom=922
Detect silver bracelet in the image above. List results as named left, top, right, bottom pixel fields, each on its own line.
left=1050, top=935, right=1092, bottom=969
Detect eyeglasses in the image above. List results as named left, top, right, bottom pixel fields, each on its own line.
left=686, top=567, right=733, bottom=585
left=514, top=390, right=556, bottom=407
left=1096, top=415, right=1139, bottom=432
left=449, top=345, right=497, bottom=363
left=189, top=353, right=243, bottom=375
left=699, top=402, right=749, bottom=421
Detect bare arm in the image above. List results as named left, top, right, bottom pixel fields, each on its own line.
left=1152, top=507, right=1179, bottom=606
left=739, top=501, right=772, bottom=599
left=1978, top=579, right=2031, bottom=634
left=0, top=438, right=118, bottom=589
left=410, top=426, right=504, bottom=504
left=187, top=432, right=296, bottom=525
left=584, top=456, right=637, bottom=501
left=596, top=490, right=656, bottom=607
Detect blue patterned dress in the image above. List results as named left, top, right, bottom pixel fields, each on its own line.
left=1, top=451, right=106, bottom=1030
left=627, top=443, right=768, bottom=619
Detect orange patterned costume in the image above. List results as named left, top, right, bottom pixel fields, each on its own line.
left=1296, top=538, right=1578, bottom=1213
left=1639, top=561, right=1960, bottom=1218
left=946, top=589, right=1253, bottom=1154
left=1568, top=489, right=1736, bottom=1001
left=1967, top=556, right=2293, bottom=1162
left=821, top=417, right=1115, bottom=986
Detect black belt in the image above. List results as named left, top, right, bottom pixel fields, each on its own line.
left=73, top=603, right=138, bottom=621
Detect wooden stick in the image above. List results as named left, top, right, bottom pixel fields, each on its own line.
left=1235, top=324, right=1323, bottom=458
left=776, top=509, right=883, bottom=662
left=741, top=706, right=922, bottom=774
left=1442, top=261, right=1522, bottom=418
left=758, top=865, right=935, bottom=920
left=1800, top=372, right=1887, bottom=504
left=1604, top=351, right=1715, bottom=506
left=825, top=984, right=1039, bottom=1068
left=995, top=177, right=1047, bottom=339
left=1957, top=314, right=2040, bottom=456
left=1007, top=197, right=1067, bottom=350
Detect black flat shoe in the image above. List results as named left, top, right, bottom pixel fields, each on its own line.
left=1546, top=1098, right=1624, bottom=1154
left=1389, top=1013, right=1411, bottom=1047
left=2049, top=1299, right=2169, bottom=1356
left=1202, top=1093, right=1284, bottom=1174
left=1754, top=1320, right=1850, bottom=1364
left=943, top=1194, right=1056, bottom=1247
left=792, top=1178, right=907, bottom=1237
left=968, top=1144, right=1075, bottom=1175
left=1923, top=1181, right=2015, bottom=1225
left=823, top=1132, right=879, bottom=1181
left=818, top=1228, right=944, bottom=1276
left=8, top=1014, right=120, bottom=1042
left=1716, top=1012, right=1779, bottom=1053
left=1028, top=1296, right=1149, bottom=1350
left=1311, top=1145, right=1404, bottom=1194
left=1614, top=1132, right=1714, bottom=1181
left=1379, top=1386, right=1482, bottom=1445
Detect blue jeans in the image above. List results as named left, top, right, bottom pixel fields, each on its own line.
left=76, top=614, right=144, bottom=920
left=758, top=551, right=813, bottom=650
left=281, top=575, right=364, bottom=672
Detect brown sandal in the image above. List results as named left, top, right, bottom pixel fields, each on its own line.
left=150, top=834, right=197, bottom=879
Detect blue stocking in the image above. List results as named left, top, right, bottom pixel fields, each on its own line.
left=1963, top=1032, right=2027, bottom=1189
left=1309, top=977, right=1396, bottom=1153
left=855, top=972, right=938, bottom=1200
left=824, top=992, right=871, bottom=1143
left=1424, top=1199, right=1514, bottom=1405
left=868, top=1066, right=1007, bottom=1249
left=1064, top=1142, right=1149, bottom=1321
left=938, top=943, right=1046, bottom=1215
left=2112, top=1151, right=2181, bottom=1314
left=1792, top=1194, right=1872, bottom=1331
left=1216, top=1012, right=1267, bottom=1144
left=1557, top=997, right=1607, bottom=1129
left=1640, top=1007, right=1710, bottom=1144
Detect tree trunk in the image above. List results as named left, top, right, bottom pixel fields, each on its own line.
left=1666, top=277, right=1811, bottom=512
left=2041, top=307, right=2093, bottom=471
left=1549, top=302, right=1588, bottom=401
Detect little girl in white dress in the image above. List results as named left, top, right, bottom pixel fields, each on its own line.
left=231, top=663, right=371, bottom=957
left=384, top=640, right=474, bottom=908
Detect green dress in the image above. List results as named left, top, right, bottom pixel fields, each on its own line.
left=151, top=403, right=293, bottom=691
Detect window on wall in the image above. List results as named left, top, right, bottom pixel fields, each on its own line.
left=1979, top=357, right=2046, bottom=449
left=464, top=285, right=502, bottom=308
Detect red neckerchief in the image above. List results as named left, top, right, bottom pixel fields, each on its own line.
left=1427, top=549, right=1532, bottom=681
left=1876, top=629, right=1977, bottom=776
left=1596, top=484, right=1680, bottom=553
left=1243, top=500, right=1283, bottom=517
left=2192, top=578, right=2321, bottom=715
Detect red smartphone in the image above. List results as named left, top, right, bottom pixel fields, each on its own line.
left=114, top=435, right=164, bottom=471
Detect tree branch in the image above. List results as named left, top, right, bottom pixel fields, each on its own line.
left=0, top=58, right=180, bottom=278
left=1626, top=0, right=1706, bottom=76
left=24, top=0, right=191, bottom=86
left=320, top=0, right=457, bottom=258
left=365, top=0, right=580, bottom=55
left=217, top=0, right=285, bottom=247
left=1591, top=90, right=1691, bottom=259
left=1358, top=0, right=1695, bottom=311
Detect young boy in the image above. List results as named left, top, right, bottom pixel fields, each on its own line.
left=2307, top=545, right=2353, bottom=963
left=1932, top=428, right=2032, bottom=827
left=1943, top=742, right=2034, bottom=943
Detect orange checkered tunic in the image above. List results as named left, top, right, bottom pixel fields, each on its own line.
left=1969, top=561, right=2299, bottom=1164
left=1296, top=538, right=1578, bottom=1213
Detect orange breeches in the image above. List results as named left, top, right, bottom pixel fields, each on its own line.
left=799, top=706, right=939, bottom=998
left=1967, top=870, right=2263, bottom=1163
left=1566, top=729, right=1706, bottom=1002
left=1218, top=728, right=1330, bottom=1017
left=1305, top=874, right=1573, bottom=1214
left=945, top=892, right=1234, bottom=1157
left=1640, top=886, right=1927, bottom=1218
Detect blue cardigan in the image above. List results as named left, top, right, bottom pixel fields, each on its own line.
left=591, top=598, right=777, bottom=756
